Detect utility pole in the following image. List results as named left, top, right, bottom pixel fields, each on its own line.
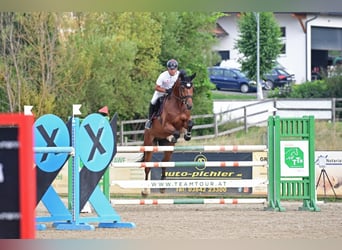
left=255, top=12, right=263, bottom=100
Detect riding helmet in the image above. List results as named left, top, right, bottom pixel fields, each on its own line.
left=167, top=59, right=178, bottom=70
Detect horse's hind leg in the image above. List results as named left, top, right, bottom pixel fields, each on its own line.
left=184, top=119, right=194, bottom=141
left=141, top=151, right=153, bottom=197
left=159, top=167, right=167, bottom=194
left=141, top=166, right=151, bottom=197
left=159, top=151, right=173, bottom=193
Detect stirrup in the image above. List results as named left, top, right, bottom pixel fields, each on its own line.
left=145, top=120, right=152, bottom=129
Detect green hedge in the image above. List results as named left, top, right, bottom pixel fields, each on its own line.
left=268, top=74, right=342, bottom=99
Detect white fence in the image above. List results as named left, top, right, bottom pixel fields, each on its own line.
left=119, top=98, right=342, bottom=145
left=213, top=99, right=333, bottom=125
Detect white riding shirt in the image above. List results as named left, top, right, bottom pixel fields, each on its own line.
left=150, top=70, right=179, bottom=104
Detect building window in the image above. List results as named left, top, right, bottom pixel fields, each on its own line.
left=280, top=26, right=286, bottom=55
left=280, top=27, right=286, bottom=38
left=280, top=43, right=286, bottom=54
left=218, top=50, right=230, bottom=60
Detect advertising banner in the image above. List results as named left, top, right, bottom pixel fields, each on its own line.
left=149, top=152, right=254, bottom=195
left=0, top=114, right=34, bottom=239
left=0, top=127, right=20, bottom=238
left=315, top=151, right=342, bottom=196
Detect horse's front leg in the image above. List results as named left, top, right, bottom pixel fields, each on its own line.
left=159, top=151, right=172, bottom=193
left=164, top=123, right=180, bottom=143
left=184, top=119, right=194, bottom=141
left=167, top=131, right=180, bottom=143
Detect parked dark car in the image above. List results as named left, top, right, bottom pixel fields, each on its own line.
left=263, top=67, right=295, bottom=90
left=208, top=66, right=257, bottom=93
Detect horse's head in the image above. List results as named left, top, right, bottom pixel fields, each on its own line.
left=173, top=70, right=196, bottom=110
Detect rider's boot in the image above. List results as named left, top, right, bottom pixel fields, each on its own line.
left=145, top=103, right=156, bottom=129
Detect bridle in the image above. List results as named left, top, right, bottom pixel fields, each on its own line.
left=173, top=79, right=193, bottom=110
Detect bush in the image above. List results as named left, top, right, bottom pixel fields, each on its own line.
left=289, top=80, right=330, bottom=98
left=267, top=83, right=293, bottom=98
left=325, top=73, right=342, bottom=97
left=267, top=74, right=342, bottom=99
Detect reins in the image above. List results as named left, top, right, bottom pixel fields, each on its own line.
left=170, top=79, right=193, bottom=106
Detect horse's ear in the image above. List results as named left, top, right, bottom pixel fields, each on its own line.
left=179, top=70, right=186, bottom=80
left=191, top=73, right=196, bottom=80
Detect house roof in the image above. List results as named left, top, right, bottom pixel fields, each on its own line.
left=213, top=23, right=228, bottom=37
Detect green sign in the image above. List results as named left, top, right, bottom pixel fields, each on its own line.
left=284, top=147, right=304, bottom=168
left=280, top=140, right=309, bottom=177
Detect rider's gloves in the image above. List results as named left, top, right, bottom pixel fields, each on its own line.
left=166, top=88, right=172, bottom=95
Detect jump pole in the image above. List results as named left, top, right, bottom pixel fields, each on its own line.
left=111, top=145, right=268, bottom=206
left=111, top=198, right=267, bottom=205
left=117, top=145, right=267, bottom=153
left=112, top=161, right=267, bottom=168
left=112, top=179, right=267, bottom=189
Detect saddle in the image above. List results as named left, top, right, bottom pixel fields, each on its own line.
left=152, top=96, right=166, bottom=120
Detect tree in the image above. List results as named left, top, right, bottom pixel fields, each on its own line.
left=56, top=12, right=222, bottom=120
left=153, top=12, right=223, bottom=115
left=0, top=12, right=63, bottom=115
left=0, top=12, right=20, bottom=112
left=54, top=12, right=162, bottom=120
left=235, top=12, right=282, bottom=81
left=1, top=12, right=222, bottom=120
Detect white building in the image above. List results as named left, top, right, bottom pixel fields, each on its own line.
left=213, top=13, right=342, bottom=83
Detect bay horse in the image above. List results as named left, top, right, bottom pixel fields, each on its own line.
left=141, top=70, right=196, bottom=196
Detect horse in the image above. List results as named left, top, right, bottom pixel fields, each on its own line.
left=141, top=70, right=196, bottom=197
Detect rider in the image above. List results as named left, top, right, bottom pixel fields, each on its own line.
left=144, top=59, right=179, bottom=129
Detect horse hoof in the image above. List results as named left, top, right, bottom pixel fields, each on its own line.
left=141, top=188, right=150, bottom=197
left=167, top=135, right=178, bottom=143
left=184, top=135, right=191, bottom=141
